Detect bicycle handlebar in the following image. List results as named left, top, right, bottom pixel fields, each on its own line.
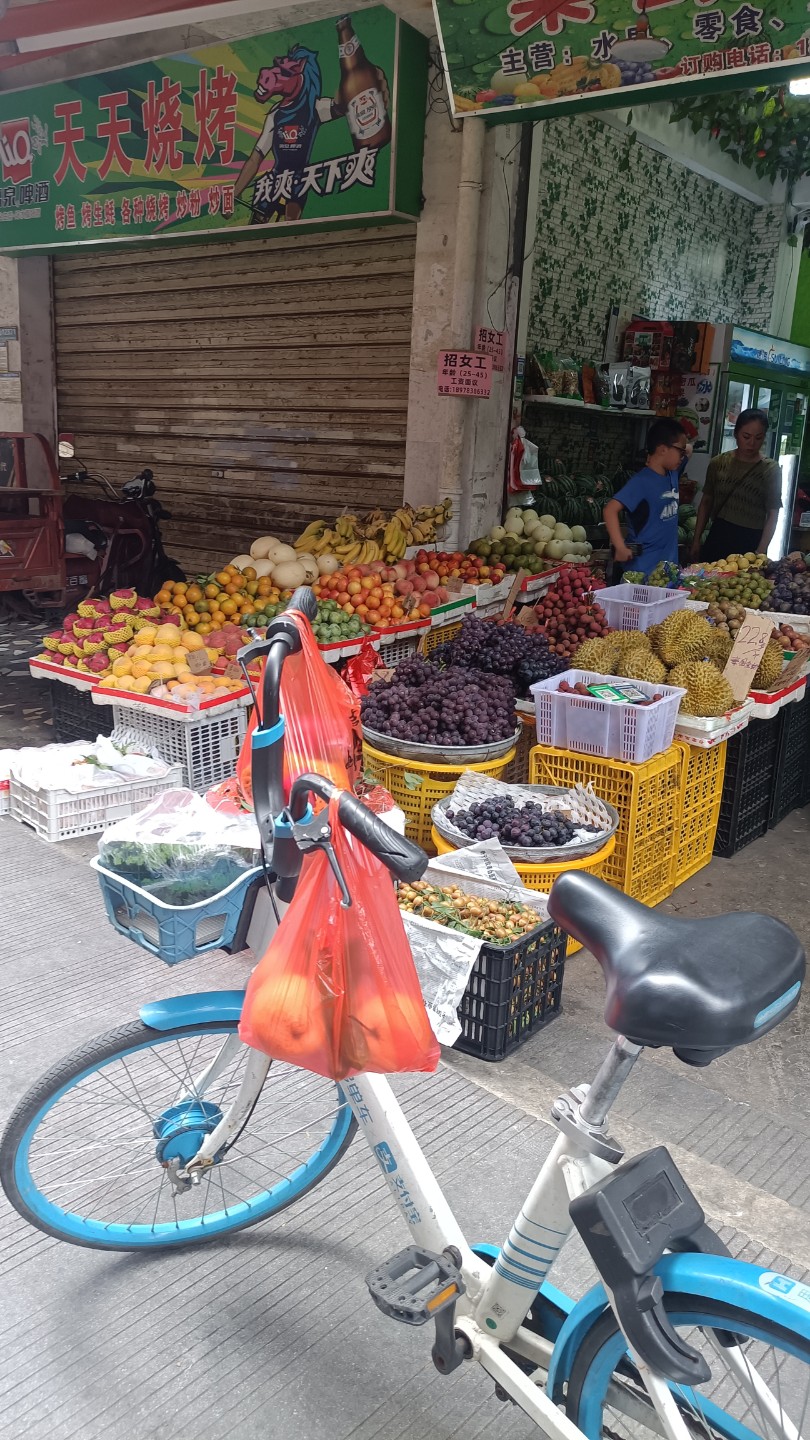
left=239, top=585, right=427, bottom=900
left=289, top=773, right=428, bottom=883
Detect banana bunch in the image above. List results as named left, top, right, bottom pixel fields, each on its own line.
left=293, top=499, right=452, bottom=564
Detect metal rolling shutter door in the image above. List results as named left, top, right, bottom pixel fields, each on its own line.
left=52, top=224, right=415, bottom=576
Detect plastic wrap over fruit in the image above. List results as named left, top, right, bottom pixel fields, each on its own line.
left=98, top=788, right=260, bottom=905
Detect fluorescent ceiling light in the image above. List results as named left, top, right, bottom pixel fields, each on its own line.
left=789, top=76, right=810, bottom=95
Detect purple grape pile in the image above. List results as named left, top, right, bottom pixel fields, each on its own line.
left=766, top=557, right=810, bottom=615
left=361, top=658, right=516, bottom=746
left=432, top=616, right=565, bottom=697
left=446, top=796, right=582, bottom=846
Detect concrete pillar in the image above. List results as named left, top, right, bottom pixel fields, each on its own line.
left=403, top=107, right=525, bottom=547
left=0, top=254, right=56, bottom=443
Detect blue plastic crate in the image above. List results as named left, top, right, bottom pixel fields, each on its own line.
left=92, top=857, right=262, bottom=965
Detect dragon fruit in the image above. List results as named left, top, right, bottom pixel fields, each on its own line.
left=42, top=632, right=62, bottom=652
left=77, top=599, right=105, bottom=620
left=82, top=630, right=107, bottom=655
left=85, top=651, right=110, bottom=675
left=110, top=588, right=137, bottom=611
left=103, top=622, right=133, bottom=644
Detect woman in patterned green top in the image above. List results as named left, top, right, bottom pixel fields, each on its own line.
left=691, top=409, right=782, bottom=562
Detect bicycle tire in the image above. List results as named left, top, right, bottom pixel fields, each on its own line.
left=566, top=1281, right=810, bottom=1440
left=0, top=1019, right=356, bottom=1251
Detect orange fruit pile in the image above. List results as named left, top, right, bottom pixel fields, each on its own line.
left=153, top=567, right=283, bottom=637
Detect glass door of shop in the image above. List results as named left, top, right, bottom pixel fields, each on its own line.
left=770, top=388, right=808, bottom=558
left=719, top=377, right=752, bottom=452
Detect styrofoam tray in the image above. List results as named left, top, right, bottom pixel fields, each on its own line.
left=29, top=659, right=97, bottom=691
left=749, top=676, right=807, bottom=719
left=674, top=698, right=754, bottom=748
left=93, top=686, right=253, bottom=719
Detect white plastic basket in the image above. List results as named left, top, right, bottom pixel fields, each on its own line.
left=374, top=619, right=430, bottom=669
left=597, top=584, right=687, bottom=632
left=9, top=765, right=182, bottom=842
left=531, top=669, right=686, bottom=764
left=111, top=707, right=249, bottom=792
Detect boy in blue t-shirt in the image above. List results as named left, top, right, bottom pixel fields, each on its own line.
left=603, top=419, right=690, bottom=580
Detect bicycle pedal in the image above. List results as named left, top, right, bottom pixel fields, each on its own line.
left=365, top=1245, right=465, bottom=1327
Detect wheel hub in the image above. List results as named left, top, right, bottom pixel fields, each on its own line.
left=153, top=1100, right=223, bottom=1168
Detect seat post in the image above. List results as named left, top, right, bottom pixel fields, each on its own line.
left=580, top=1036, right=642, bottom=1127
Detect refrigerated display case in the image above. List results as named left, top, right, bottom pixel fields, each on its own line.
left=687, top=326, right=810, bottom=559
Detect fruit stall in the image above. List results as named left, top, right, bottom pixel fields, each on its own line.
left=4, top=497, right=810, bottom=1063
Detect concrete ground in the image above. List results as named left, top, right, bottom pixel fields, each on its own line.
left=0, top=802, right=808, bottom=1439
left=1, top=617, right=809, bottom=1435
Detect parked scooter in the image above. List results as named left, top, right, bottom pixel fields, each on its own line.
left=62, top=464, right=185, bottom=603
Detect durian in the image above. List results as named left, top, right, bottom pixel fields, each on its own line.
left=668, top=661, right=735, bottom=717
left=654, top=610, right=715, bottom=667
left=573, top=637, right=621, bottom=672
left=620, top=649, right=667, bottom=684
left=752, top=638, right=783, bottom=690
left=703, top=630, right=734, bottom=667
left=614, top=629, right=652, bottom=656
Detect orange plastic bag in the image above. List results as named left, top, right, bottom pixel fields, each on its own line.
left=236, top=610, right=361, bottom=809
left=239, top=794, right=440, bottom=1080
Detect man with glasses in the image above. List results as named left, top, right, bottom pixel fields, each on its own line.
left=602, top=418, right=691, bottom=582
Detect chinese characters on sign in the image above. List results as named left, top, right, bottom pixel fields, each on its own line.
left=723, top=612, right=774, bottom=703
left=474, top=325, right=508, bottom=372
left=437, top=351, right=493, bottom=398
left=0, top=7, right=427, bottom=250
left=434, top=0, right=810, bottom=120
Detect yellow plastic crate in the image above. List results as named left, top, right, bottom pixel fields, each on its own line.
left=421, top=621, right=462, bottom=656
left=528, top=743, right=684, bottom=907
left=431, top=828, right=616, bottom=955
left=674, top=739, right=727, bottom=887
left=502, top=710, right=537, bottom=785
left=363, top=742, right=516, bottom=851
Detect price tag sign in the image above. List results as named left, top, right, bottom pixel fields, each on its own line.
left=437, top=350, right=492, bottom=399
left=515, top=604, right=537, bottom=628
left=474, top=326, right=508, bottom=372
left=224, top=660, right=243, bottom=681
left=501, top=568, right=529, bottom=621
left=723, top=612, right=774, bottom=702
left=187, top=648, right=212, bottom=676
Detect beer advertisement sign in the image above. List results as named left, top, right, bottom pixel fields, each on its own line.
left=0, top=8, right=427, bottom=250
left=434, top=0, right=810, bottom=120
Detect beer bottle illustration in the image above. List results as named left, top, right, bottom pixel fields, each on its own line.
left=336, top=15, right=392, bottom=151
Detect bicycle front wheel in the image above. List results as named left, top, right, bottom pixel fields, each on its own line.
left=0, top=1019, right=355, bottom=1250
left=566, top=1278, right=810, bottom=1440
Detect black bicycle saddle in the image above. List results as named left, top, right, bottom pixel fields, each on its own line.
left=548, top=872, right=805, bottom=1065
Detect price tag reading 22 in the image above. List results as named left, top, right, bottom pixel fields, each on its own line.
left=722, top=612, right=774, bottom=703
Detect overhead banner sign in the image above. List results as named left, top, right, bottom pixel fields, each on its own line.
left=434, top=0, right=810, bottom=119
left=0, top=7, right=427, bottom=251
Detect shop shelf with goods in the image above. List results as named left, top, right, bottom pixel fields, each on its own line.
left=528, top=744, right=683, bottom=907
left=92, top=858, right=263, bottom=965
left=531, top=670, right=685, bottom=765
left=9, top=765, right=183, bottom=843
left=100, top=690, right=252, bottom=793
left=673, top=740, right=727, bottom=887
left=713, top=717, right=781, bottom=859
left=768, top=687, right=810, bottom=828
left=431, top=829, right=617, bottom=957
left=362, top=744, right=517, bottom=852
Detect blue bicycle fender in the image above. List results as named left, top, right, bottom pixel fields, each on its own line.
left=140, top=991, right=247, bottom=1030
left=547, top=1252, right=810, bottom=1401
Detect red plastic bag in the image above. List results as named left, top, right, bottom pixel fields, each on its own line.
left=239, top=794, right=440, bottom=1080
left=236, top=609, right=361, bottom=808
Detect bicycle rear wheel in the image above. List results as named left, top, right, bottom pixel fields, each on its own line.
left=566, top=1283, right=810, bottom=1440
left=0, top=1020, right=355, bottom=1250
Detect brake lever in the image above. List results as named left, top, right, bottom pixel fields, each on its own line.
left=284, top=807, right=352, bottom=908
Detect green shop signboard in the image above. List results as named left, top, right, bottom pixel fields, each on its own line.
left=435, top=0, right=810, bottom=119
left=0, top=7, right=427, bottom=251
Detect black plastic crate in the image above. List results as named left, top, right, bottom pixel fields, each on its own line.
left=714, top=716, right=779, bottom=859
left=769, top=692, right=810, bottom=828
left=50, top=681, right=114, bottom=743
left=455, top=918, right=568, bottom=1062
